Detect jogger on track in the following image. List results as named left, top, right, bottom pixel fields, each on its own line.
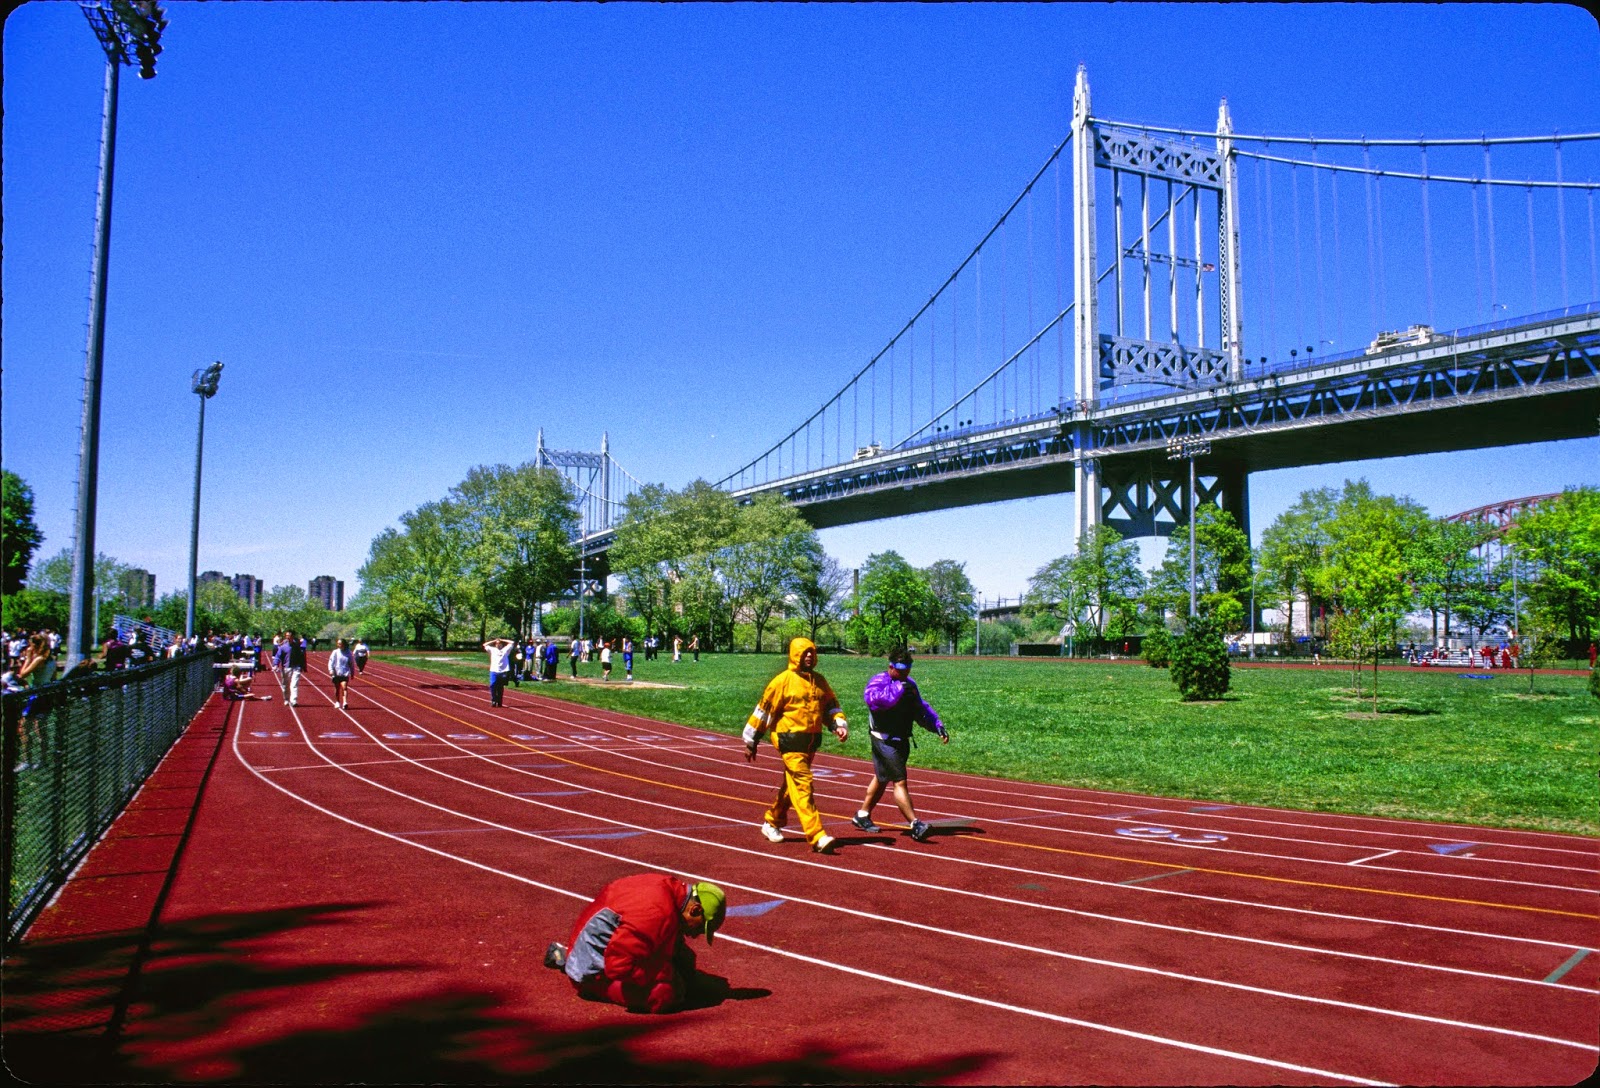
left=743, top=636, right=849, bottom=854
left=544, top=873, right=726, bottom=1014
left=852, top=647, right=948, bottom=843
left=327, top=638, right=353, bottom=710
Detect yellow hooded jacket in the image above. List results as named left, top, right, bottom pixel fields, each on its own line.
left=742, top=637, right=847, bottom=752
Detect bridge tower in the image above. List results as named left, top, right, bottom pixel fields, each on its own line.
left=1070, top=67, right=1251, bottom=546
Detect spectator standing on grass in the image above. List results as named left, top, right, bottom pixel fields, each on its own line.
left=272, top=630, right=306, bottom=707
left=483, top=637, right=514, bottom=707
left=1590, top=642, right=1597, bottom=668
left=600, top=639, right=613, bottom=681
left=543, top=637, right=558, bottom=681
left=744, top=636, right=850, bottom=854
left=689, top=635, right=700, bottom=663
left=543, top=874, right=726, bottom=1014
left=569, top=638, right=581, bottom=678
left=851, top=648, right=948, bottom=844
left=673, top=636, right=682, bottom=663
left=328, top=638, right=353, bottom=709
left=622, top=637, right=634, bottom=681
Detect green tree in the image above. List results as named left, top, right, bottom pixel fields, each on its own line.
left=357, top=501, right=473, bottom=648
left=1168, top=613, right=1230, bottom=700
left=1025, top=525, right=1145, bottom=649
left=792, top=553, right=850, bottom=645
left=1320, top=481, right=1433, bottom=712
left=29, top=547, right=129, bottom=632
left=721, top=494, right=818, bottom=652
left=1258, top=486, right=1337, bottom=643
left=453, top=462, right=579, bottom=639
left=611, top=479, right=741, bottom=648
left=850, top=551, right=933, bottom=654
left=1151, top=505, right=1251, bottom=631
left=1506, top=487, right=1600, bottom=655
left=923, top=559, right=977, bottom=653
left=257, top=583, right=328, bottom=640
left=1411, top=517, right=1491, bottom=644
left=2, top=470, right=45, bottom=594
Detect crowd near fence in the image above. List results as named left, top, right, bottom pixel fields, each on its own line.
left=2, top=648, right=221, bottom=945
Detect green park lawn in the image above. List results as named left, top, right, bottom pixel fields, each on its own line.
left=382, top=650, right=1600, bottom=837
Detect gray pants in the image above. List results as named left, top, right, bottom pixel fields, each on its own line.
left=279, top=667, right=302, bottom=705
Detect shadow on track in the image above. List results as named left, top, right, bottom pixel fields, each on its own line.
left=3, top=904, right=996, bottom=1084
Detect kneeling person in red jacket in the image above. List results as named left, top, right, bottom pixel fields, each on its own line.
left=544, top=873, right=726, bottom=1013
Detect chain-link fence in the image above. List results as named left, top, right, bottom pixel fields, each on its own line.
left=2, top=650, right=220, bottom=945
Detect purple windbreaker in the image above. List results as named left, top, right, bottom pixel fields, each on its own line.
left=862, top=671, right=945, bottom=740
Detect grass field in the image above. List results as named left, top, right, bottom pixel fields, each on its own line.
left=380, top=650, right=1600, bottom=837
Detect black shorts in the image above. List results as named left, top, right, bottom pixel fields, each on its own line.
left=869, top=733, right=910, bottom=783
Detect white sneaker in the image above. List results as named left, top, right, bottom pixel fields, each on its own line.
left=759, top=823, right=784, bottom=843
left=813, top=834, right=837, bottom=854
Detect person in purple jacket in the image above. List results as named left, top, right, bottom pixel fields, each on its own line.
left=851, top=647, right=949, bottom=843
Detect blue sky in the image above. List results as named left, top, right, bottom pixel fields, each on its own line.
left=4, top=2, right=1597, bottom=607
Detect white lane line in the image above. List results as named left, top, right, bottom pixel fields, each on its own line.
left=225, top=703, right=1388, bottom=1085
left=416, top=663, right=1599, bottom=887
left=913, top=773, right=1600, bottom=857
left=713, top=933, right=1394, bottom=1087
left=364, top=664, right=1600, bottom=960
left=375, top=666, right=1597, bottom=895
left=267, top=685, right=1600, bottom=1039
left=1351, top=850, right=1402, bottom=865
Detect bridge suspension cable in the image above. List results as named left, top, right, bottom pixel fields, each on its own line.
left=1090, top=118, right=1600, bottom=148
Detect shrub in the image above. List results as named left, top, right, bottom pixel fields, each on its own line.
left=1142, top=627, right=1172, bottom=668
left=1169, top=614, right=1231, bottom=700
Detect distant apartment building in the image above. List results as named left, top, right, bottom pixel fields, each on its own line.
left=198, top=570, right=228, bottom=587
left=120, top=568, right=156, bottom=609
left=231, top=574, right=264, bottom=608
left=308, top=576, right=344, bottom=612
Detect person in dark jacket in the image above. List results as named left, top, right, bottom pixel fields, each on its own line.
left=272, top=630, right=307, bottom=707
left=851, top=648, right=948, bottom=843
left=543, top=873, right=725, bottom=1013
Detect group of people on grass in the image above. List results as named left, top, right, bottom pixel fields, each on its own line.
left=543, top=638, right=949, bottom=1013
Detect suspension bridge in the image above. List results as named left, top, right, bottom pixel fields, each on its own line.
left=706, top=67, right=1600, bottom=545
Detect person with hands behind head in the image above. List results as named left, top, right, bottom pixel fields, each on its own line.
left=482, top=637, right=514, bottom=707
left=852, top=647, right=949, bottom=843
left=743, top=636, right=849, bottom=853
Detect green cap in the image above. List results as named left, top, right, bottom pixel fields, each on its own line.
left=694, top=881, right=726, bottom=945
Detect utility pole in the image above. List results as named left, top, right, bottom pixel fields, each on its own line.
left=186, top=363, right=223, bottom=640
left=1166, top=435, right=1212, bottom=619
left=67, top=1, right=167, bottom=670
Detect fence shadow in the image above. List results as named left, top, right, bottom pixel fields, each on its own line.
left=3, top=903, right=995, bottom=1084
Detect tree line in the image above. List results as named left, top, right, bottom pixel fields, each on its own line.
left=1017, top=480, right=1599, bottom=665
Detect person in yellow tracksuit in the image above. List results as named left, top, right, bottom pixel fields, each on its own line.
left=743, top=636, right=849, bottom=854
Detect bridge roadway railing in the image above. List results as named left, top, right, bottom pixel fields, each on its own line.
left=727, top=302, right=1599, bottom=514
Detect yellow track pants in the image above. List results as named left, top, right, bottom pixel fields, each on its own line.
left=764, top=748, right=826, bottom=844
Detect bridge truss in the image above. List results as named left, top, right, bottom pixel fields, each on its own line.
left=717, top=66, right=1600, bottom=545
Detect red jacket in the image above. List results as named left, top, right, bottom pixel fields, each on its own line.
left=563, top=874, right=690, bottom=1004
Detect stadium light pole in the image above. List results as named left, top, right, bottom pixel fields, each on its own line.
left=1166, top=435, right=1212, bottom=619
left=186, top=362, right=223, bottom=640
left=66, top=0, right=168, bottom=671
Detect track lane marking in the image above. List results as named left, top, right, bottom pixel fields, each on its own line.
left=229, top=700, right=1586, bottom=1073
left=274, top=681, right=1600, bottom=1014
left=357, top=666, right=1599, bottom=921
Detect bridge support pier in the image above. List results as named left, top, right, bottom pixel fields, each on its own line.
left=1098, top=456, right=1249, bottom=543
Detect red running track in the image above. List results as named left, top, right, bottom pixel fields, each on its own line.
left=5, top=655, right=1596, bottom=1085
